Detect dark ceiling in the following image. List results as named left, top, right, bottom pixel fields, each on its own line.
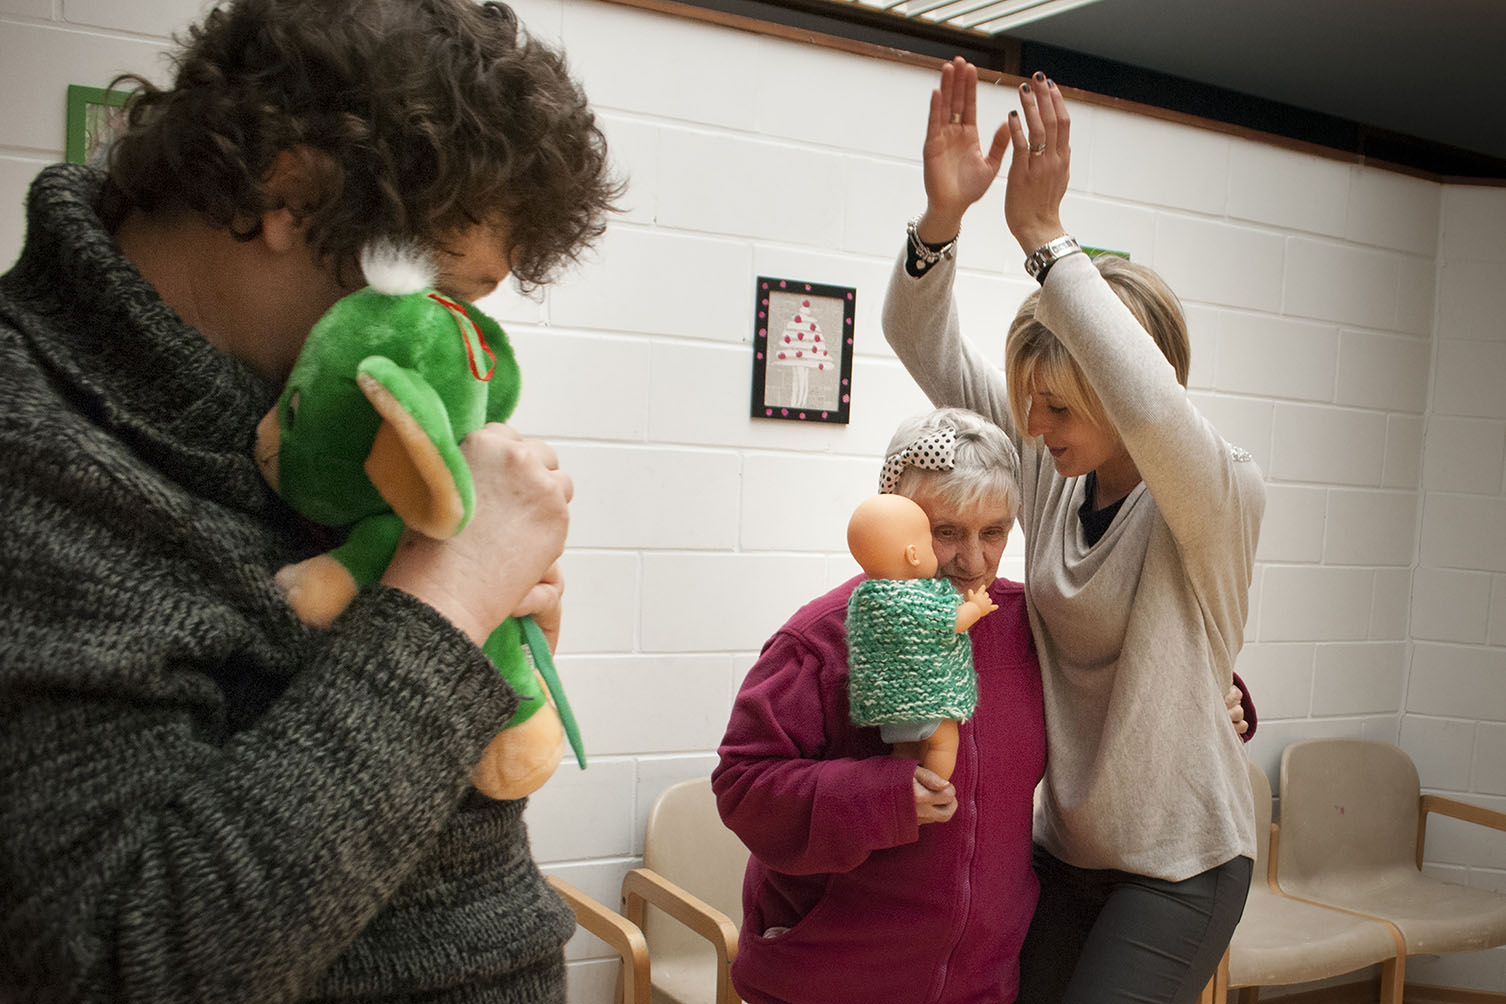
left=1005, top=0, right=1506, bottom=174
left=693, top=0, right=1506, bottom=180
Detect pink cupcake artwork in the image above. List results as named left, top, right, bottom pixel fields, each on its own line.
left=770, top=298, right=833, bottom=407
left=752, top=277, right=855, bottom=424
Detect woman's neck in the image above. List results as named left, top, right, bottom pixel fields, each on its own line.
left=1092, top=451, right=1141, bottom=510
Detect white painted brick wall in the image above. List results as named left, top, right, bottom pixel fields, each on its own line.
left=1344, top=167, right=1440, bottom=255
left=1260, top=566, right=1378, bottom=642
left=1402, top=184, right=1506, bottom=989
left=1420, top=494, right=1506, bottom=572
left=1422, top=416, right=1506, bottom=494
left=1283, top=237, right=1414, bottom=330
left=1412, top=567, right=1494, bottom=645
left=1371, top=568, right=1413, bottom=641
left=1087, top=109, right=1230, bottom=215
left=1334, top=329, right=1431, bottom=412
left=1, top=0, right=52, bottom=18
left=1214, top=312, right=1338, bottom=402
left=1407, top=644, right=1506, bottom=718
left=1255, top=485, right=1327, bottom=564
left=1434, top=339, right=1506, bottom=420
left=1382, top=414, right=1426, bottom=488
left=1321, top=489, right=1418, bottom=567
left=4, top=0, right=1506, bottom=996
left=1226, top=139, right=1349, bottom=238
left=1155, top=213, right=1286, bottom=311
left=1270, top=402, right=1388, bottom=485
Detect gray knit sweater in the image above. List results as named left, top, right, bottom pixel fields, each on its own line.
left=883, top=249, right=1261, bottom=882
left=0, top=165, right=573, bottom=1003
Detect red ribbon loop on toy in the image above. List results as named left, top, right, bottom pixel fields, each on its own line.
left=428, top=293, right=495, bottom=382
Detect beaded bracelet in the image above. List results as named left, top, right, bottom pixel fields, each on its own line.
left=906, top=217, right=957, bottom=272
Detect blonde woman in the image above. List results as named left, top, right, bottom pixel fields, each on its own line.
left=883, top=59, right=1263, bottom=1003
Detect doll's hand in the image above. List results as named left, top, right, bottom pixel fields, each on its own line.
left=382, top=424, right=571, bottom=647
left=954, top=586, right=999, bottom=633
left=510, top=562, right=564, bottom=654
left=913, top=766, right=958, bottom=826
left=966, top=585, right=998, bottom=616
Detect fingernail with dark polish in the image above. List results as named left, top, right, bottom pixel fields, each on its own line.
left=1021, top=82, right=1030, bottom=93
left=1034, top=71, right=1046, bottom=82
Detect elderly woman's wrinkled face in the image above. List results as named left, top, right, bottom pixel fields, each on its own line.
left=905, top=485, right=1013, bottom=596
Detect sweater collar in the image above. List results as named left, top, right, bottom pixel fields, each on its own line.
left=3, top=164, right=284, bottom=513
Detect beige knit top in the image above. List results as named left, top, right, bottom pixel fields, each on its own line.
left=883, top=249, right=1261, bottom=881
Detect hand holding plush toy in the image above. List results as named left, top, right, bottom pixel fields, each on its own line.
left=254, top=244, right=584, bottom=800
left=845, top=493, right=995, bottom=782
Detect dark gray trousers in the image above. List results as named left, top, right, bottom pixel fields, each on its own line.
left=1015, top=845, right=1252, bottom=1004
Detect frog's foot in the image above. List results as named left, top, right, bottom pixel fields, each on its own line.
left=275, top=555, right=358, bottom=628
left=473, top=706, right=565, bottom=801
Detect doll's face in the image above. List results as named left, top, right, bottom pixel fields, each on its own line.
left=907, top=487, right=1012, bottom=596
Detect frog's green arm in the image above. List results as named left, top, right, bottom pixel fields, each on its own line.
left=330, top=513, right=406, bottom=586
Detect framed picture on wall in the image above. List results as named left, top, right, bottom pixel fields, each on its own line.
left=750, top=276, right=856, bottom=424
left=66, top=84, right=131, bottom=167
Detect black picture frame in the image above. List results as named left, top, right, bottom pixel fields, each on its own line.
left=750, top=276, right=856, bottom=424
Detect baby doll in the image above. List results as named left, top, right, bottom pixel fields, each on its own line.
left=845, top=493, right=996, bottom=781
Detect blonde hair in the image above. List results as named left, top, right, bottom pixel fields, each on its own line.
left=1005, top=255, right=1190, bottom=434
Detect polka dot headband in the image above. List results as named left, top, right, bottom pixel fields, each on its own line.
left=879, top=427, right=957, bottom=493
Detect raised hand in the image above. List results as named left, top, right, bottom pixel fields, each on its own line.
left=1004, top=71, right=1072, bottom=254
left=917, top=56, right=1013, bottom=244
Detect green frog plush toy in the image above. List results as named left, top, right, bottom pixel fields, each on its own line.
left=255, top=242, right=584, bottom=800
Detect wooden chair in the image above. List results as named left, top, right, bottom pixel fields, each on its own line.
left=546, top=874, right=651, bottom=1004
left=1220, top=757, right=1404, bottom=1003
left=620, top=777, right=747, bottom=1004
left=1277, top=739, right=1506, bottom=979
left=1197, top=946, right=1231, bottom=1004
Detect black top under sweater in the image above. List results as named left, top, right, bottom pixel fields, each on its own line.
left=0, top=165, right=573, bottom=1003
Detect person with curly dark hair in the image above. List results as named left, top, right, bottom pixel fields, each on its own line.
left=0, top=1, right=618, bottom=1001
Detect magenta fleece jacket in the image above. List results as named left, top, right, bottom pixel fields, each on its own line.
left=713, top=575, right=1045, bottom=1004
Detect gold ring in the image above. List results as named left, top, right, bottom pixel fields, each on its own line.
left=950, top=113, right=963, bottom=124
left=1030, top=143, right=1047, bottom=156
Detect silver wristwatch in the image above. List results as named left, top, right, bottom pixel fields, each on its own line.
left=1024, top=235, right=1082, bottom=284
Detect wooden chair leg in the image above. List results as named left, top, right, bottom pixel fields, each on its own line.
left=546, top=876, right=650, bottom=1004
left=1234, top=988, right=1259, bottom=1004
left=1379, top=954, right=1404, bottom=1004
left=1197, top=945, right=1231, bottom=1004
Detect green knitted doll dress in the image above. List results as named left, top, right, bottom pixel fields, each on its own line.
left=846, top=577, right=978, bottom=728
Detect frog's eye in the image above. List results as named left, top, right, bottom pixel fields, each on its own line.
left=283, top=389, right=301, bottom=428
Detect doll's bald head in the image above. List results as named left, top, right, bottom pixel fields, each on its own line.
left=848, top=494, right=939, bottom=581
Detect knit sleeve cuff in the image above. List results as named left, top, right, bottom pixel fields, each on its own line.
left=314, top=584, right=520, bottom=759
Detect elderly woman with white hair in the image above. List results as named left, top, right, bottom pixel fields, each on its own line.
left=714, top=406, right=1045, bottom=1004
left=713, top=399, right=1254, bottom=1004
